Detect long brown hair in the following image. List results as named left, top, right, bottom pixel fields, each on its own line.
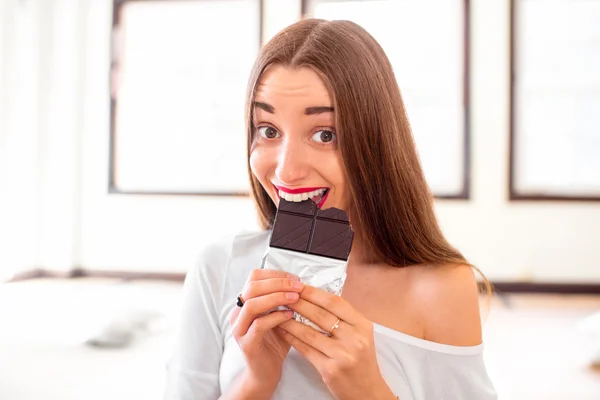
left=245, top=19, right=490, bottom=292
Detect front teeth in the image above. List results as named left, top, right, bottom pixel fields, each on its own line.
left=278, top=188, right=326, bottom=202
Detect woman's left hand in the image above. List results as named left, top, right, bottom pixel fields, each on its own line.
left=277, top=285, right=398, bottom=400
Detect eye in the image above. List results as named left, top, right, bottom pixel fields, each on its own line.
left=312, top=130, right=336, bottom=144
left=257, top=126, right=281, bottom=139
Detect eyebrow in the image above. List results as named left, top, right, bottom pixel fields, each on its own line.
left=253, top=101, right=275, bottom=113
left=305, top=106, right=334, bottom=115
left=253, top=101, right=334, bottom=115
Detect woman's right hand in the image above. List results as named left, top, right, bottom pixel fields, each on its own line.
left=229, top=268, right=304, bottom=388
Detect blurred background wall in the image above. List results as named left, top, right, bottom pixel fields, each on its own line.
left=0, top=0, right=599, bottom=285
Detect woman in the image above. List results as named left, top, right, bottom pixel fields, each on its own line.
left=165, top=19, right=497, bottom=400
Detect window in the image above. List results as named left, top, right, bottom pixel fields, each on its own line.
left=304, top=0, right=471, bottom=198
left=510, top=0, right=600, bottom=200
left=110, top=0, right=261, bottom=195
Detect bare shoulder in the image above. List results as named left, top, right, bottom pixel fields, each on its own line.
left=407, top=264, right=483, bottom=346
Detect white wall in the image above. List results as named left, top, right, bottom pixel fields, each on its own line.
left=1, top=0, right=598, bottom=282
left=0, top=0, right=41, bottom=279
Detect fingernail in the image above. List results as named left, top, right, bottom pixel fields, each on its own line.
left=288, top=274, right=301, bottom=281
left=286, top=292, right=299, bottom=300
left=285, top=310, right=294, bottom=318
left=291, top=280, right=304, bottom=289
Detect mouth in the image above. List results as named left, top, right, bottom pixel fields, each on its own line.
left=274, top=185, right=330, bottom=209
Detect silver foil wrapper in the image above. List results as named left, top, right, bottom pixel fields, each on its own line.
left=261, top=246, right=347, bottom=334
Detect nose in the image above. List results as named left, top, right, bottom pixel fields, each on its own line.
left=274, top=138, right=309, bottom=186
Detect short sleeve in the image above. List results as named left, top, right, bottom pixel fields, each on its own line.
left=164, top=239, right=233, bottom=400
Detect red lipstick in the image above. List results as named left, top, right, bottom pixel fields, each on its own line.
left=274, top=185, right=325, bottom=194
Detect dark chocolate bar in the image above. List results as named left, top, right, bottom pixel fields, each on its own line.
left=270, top=199, right=354, bottom=261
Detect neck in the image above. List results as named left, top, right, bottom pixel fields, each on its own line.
left=348, top=232, right=369, bottom=266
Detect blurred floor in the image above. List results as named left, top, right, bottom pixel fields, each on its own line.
left=483, top=293, right=600, bottom=400
left=0, top=278, right=182, bottom=400
left=0, top=278, right=599, bottom=400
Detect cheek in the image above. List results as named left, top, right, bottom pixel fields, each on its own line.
left=250, top=148, right=279, bottom=204
left=249, top=149, right=263, bottom=176
left=249, top=148, right=272, bottom=185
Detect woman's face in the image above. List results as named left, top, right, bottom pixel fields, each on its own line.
left=250, top=65, right=347, bottom=211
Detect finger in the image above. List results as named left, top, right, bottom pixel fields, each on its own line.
left=287, top=298, right=347, bottom=339
left=228, top=306, right=241, bottom=326
left=300, top=285, right=362, bottom=325
left=247, top=310, right=294, bottom=338
left=278, top=324, right=330, bottom=366
left=242, top=278, right=304, bottom=301
left=278, top=319, right=339, bottom=359
left=233, top=292, right=300, bottom=337
left=249, top=268, right=300, bottom=282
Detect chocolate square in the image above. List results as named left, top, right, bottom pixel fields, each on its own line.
left=308, top=219, right=353, bottom=261
left=270, top=212, right=313, bottom=252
